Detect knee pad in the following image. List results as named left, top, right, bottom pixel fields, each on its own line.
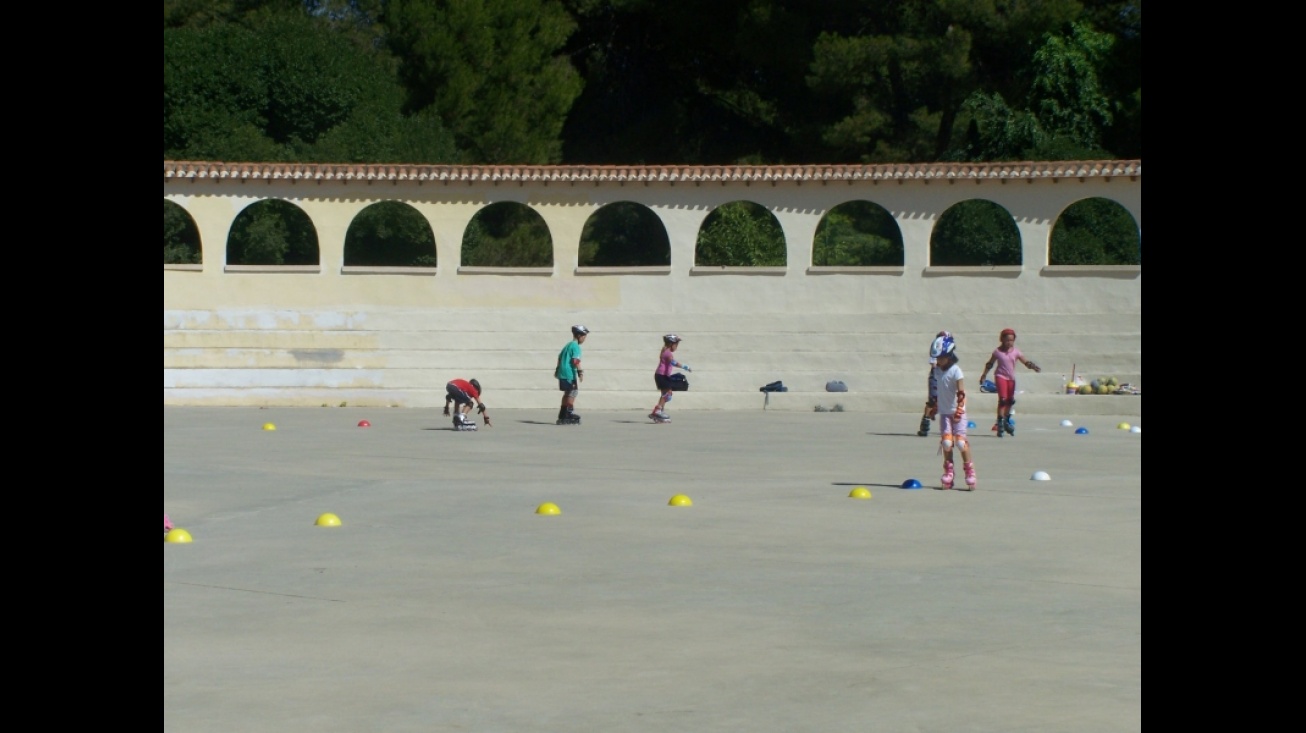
left=955, top=436, right=969, bottom=451
left=998, top=397, right=1015, bottom=408
left=662, top=391, right=674, bottom=403
left=940, top=433, right=954, bottom=451
left=566, top=388, right=579, bottom=399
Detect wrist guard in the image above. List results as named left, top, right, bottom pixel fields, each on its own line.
left=477, top=403, right=486, bottom=414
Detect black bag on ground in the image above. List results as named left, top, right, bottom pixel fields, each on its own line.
left=669, top=373, right=689, bottom=391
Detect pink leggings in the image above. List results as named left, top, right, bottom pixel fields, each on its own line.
left=996, top=376, right=1016, bottom=408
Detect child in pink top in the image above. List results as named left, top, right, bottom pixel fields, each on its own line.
left=978, top=328, right=1040, bottom=437
left=650, top=334, right=691, bottom=423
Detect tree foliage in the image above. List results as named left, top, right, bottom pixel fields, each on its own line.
left=228, top=200, right=320, bottom=265
left=950, top=21, right=1118, bottom=160
left=461, top=203, right=553, bottom=267
left=164, top=200, right=202, bottom=264
left=1050, top=197, right=1140, bottom=265
left=930, top=200, right=1021, bottom=266
left=696, top=202, right=786, bottom=267
left=382, top=0, right=583, bottom=163
left=813, top=202, right=904, bottom=266
left=164, top=0, right=1140, bottom=164
left=344, top=202, right=437, bottom=266
left=164, top=7, right=457, bottom=162
left=579, top=202, right=670, bottom=266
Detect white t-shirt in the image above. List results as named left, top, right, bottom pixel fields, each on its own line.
left=933, top=362, right=965, bottom=415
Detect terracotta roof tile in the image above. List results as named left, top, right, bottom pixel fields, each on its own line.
left=164, top=160, right=1141, bottom=183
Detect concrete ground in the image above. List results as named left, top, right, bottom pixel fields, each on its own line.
left=164, top=407, right=1141, bottom=733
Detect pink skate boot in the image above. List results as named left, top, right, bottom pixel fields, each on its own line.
left=941, top=461, right=955, bottom=490
left=963, top=462, right=977, bottom=491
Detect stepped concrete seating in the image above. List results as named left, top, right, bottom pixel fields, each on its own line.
left=164, top=310, right=1140, bottom=416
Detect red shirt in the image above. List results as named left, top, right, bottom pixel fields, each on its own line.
left=449, top=379, right=480, bottom=399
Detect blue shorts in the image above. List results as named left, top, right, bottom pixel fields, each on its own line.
left=558, top=379, right=578, bottom=392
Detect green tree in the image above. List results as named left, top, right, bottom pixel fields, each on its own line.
left=164, top=10, right=458, bottom=162
left=696, top=202, right=786, bottom=267
left=461, top=203, right=552, bottom=267
left=930, top=200, right=1020, bottom=266
left=1050, top=198, right=1140, bottom=265
left=383, top=0, right=583, bottom=163
left=345, top=202, right=438, bottom=267
left=951, top=21, right=1118, bottom=160
left=164, top=200, right=202, bottom=264
left=561, top=0, right=822, bottom=164
left=579, top=202, right=670, bottom=266
left=228, top=200, right=319, bottom=265
left=813, top=201, right=903, bottom=266
left=806, top=0, right=1082, bottom=163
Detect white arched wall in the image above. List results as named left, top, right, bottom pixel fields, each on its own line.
left=164, top=161, right=1141, bottom=415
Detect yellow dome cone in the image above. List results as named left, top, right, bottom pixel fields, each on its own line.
left=849, top=486, right=872, bottom=499
left=314, top=512, right=342, bottom=527
left=668, top=494, right=693, bottom=506
left=535, top=502, right=561, bottom=515
left=165, top=528, right=193, bottom=543
left=262, top=423, right=277, bottom=431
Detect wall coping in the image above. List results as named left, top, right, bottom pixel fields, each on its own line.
left=165, top=159, right=1142, bottom=185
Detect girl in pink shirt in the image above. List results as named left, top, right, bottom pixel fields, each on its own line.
left=979, top=329, right=1040, bottom=437
left=650, top=334, right=691, bottom=423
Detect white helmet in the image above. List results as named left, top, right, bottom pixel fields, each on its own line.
left=929, top=334, right=956, bottom=362
left=663, top=333, right=682, bottom=344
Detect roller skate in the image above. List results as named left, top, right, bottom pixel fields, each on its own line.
left=941, top=461, right=955, bottom=490
left=649, top=410, right=671, bottom=424
left=992, top=419, right=1002, bottom=438
left=556, top=411, right=581, bottom=426
left=963, top=462, right=977, bottom=491
left=1003, top=416, right=1015, bottom=436
left=917, top=415, right=931, bottom=437
left=454, top=414, right=477, bottom=431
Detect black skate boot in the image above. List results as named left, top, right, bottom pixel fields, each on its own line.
left=1004, top=415, right=1015, bottom=436
left=557, top=411, right=581, bottom=426
left=917, top=415, right=931, bottom=437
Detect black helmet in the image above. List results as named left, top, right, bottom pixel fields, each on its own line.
left=571, top=325, right=590, bottom=336
left=470, top=379, right=482, bottom=393
left=663, top=333, right=682, bottom=344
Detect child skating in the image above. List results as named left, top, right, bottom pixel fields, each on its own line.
left=443, top=378, right=491, bottom=431
left=931, top=335, right=976, bottom=490
left=554, top=325, right=588, bottom=425
left=978, top=328, right=1040, bottom=438
left=650, top=334, right=691, bottom=423
left=917, top=330, right=951, bottom=436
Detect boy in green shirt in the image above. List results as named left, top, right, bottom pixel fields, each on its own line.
left=555, top=325, right=588, bottom=425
